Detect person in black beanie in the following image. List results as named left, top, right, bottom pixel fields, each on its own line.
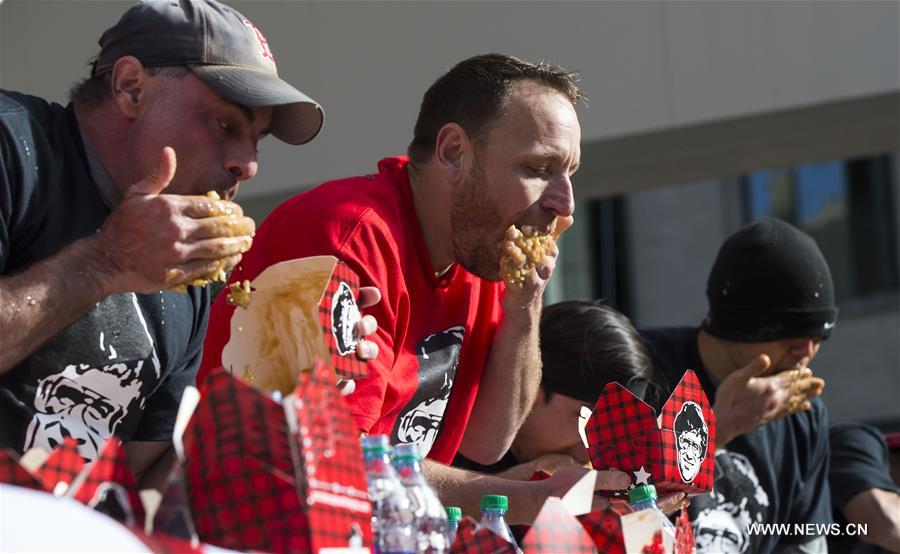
left=640, top=217, right=836, bottom=554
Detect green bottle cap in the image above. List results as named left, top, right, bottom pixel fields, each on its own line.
left=629, top=484, right=658, bottom=504
left=480, top=494, right=508, bottom=511
left=392, top=442, right=423, bottom=462
left=360, top=435, right=391, bottom=455
left=445, top=506, right=462, bottom=522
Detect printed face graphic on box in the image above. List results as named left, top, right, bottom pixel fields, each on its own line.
left=392, top=326, right=465, bottom=455
left=673, top=401, right=709, bottom=482
left=331, top=282, right=360, bottom=355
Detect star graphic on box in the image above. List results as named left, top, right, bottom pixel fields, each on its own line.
left=634, top=466, right=651, bottom=485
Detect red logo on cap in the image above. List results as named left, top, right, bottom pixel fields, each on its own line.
left=243, top=19, right=276, bottom=64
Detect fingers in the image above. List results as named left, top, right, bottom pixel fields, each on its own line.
left=593, top=469, right=632, bottom=491
left=185, top=215, right=256, bottom=240
left=733, top=354, right=772, bottom=386
left=355, top=340, right=379, bottom=361
left=170, top=195, right=245, bottom=219
left=165, top=254, right=242, bottom=287
left=552, top=215, right=574, bottom=240
left=657, top=492, right=687, bottom=515
left=181, top=236, right=253, bottom=261
left=126, top=147, right=176, bottom=198
left=357, top=286, right=382, bottom=309
left=356, top=315, right=379, bottom=361
left=590, top=495, right=612, bottom=512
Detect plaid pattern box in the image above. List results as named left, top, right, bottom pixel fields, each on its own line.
left=318, top=260, right=368, bottom=380
left=522, top=497, right=596, bottom=554
left=586, top=370, right=715, bottom=495
left=674, top=507, right=695, bottom=554
left=34, top=436, right=84, bottom=494
left=0, top=448, right=42, bottom=490
left=185, top=367, right=308, bottom=553
left=450, top=516, right=519, bottom=554
left=286, top=358, right=373, bottom=550
left=184, top=364, right=372, bottom=553
left=70, top=437, right=145, bottom=527
left=153, top=463, right=199, bottom=543
left=577, top=505, right=630, bottom=554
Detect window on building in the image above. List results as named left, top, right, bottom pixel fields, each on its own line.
left=743, top=154, right=898, bottom=302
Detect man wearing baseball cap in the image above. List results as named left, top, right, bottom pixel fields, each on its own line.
left=0, top=0, right=375, bottom=491
left=640, top=217, right=836, bottom=553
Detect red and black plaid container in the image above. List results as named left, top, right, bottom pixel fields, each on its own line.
left=34, top=436, right=83, bottom=494
left=450, top=516, right=519, bottom=554
left=586, top=370, right=715, bottom=495
left=184, top=361, right=372, bottom=553
left=317, top=259, right=368, bottom=380
left=521, top=497, right=596, bottom=553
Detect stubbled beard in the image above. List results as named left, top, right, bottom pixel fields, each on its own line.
left=449, top=158, right=504, bottom=281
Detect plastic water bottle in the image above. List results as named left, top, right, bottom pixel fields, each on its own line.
left=393, top=443, right=449, bottom=553
left=476, top=495, right=521, bottom=552
left=629, top=484, right=677, bottom=544
left=445, top=507, right=461, bottom=546
left=361, top=435, right=416, bottom=554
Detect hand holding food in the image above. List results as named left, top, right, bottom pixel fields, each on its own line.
left=714, top=354, right=826, bottom=444
left=499, top=215, right=573, bottom=289
left=90, top=148, right=255, bottom=294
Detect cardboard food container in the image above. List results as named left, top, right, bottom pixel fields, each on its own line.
left=0, top=436, right=145, bottom=527
left=221, top=256, right=368, bottom=394
left=182, top=360, right=372, bottom=554
left=579, top=503, right=695, bottom=554
left=586, top=370, right=716, bottom=496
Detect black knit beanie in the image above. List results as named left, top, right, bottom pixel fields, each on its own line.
left=702, top=217, right=839, bottom=342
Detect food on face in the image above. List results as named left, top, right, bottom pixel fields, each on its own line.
left=499, top=218, right=564, bottom=287
left=227, top=280, right=253, bottom=309
left=169, top=191, right=252, bottom=293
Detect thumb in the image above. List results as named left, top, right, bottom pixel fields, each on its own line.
left=552, top=215, right=574, bottom=240
left=125, top=146, right=177, bottom=199
left=733, top=354, right=771, bottom=385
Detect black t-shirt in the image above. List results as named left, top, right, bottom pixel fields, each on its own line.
left=0, top=90, right=209, bottom=461
left=827, top=422, right=900, bottom=554
left=640, top=326, right=832, bottom=554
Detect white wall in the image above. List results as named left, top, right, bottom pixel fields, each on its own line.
left=2, top=0, right=898, bottom=199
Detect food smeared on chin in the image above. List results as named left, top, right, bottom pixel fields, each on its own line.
left=227, top=280, right=253, bottom=309
left=169, top=191, right=253, bottom=293
left=499, top=218, right=565, bottom=288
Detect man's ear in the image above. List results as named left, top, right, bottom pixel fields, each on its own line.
left=434, top=123, right=472, bottom=183
left=110, top=56, right=147, bottom=119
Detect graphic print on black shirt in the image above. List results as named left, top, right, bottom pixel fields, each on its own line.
left=23, top=293, right=161, bottom=461
left=692, top=450, right=770, bottom=553
left=391, top=325, right=465, bottom=455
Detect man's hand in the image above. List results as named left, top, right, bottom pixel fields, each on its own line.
left=461, top=215, right=574, bottom=463
left=355, top=286, right=381, bottom=361
left=714, top=354, right=826, bottom=445
left=542, top=466, right=689, bottom=515
left=336, top=286, right=381, bottom=395
left=500, top=215, right=573, bottom=311
left=88, top=147, right=255, bottom=294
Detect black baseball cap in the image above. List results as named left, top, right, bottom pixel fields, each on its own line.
left=93, top=0, right=323, bottom=145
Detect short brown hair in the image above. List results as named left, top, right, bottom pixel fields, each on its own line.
left=407, top=53, right=582, bottom=164
left=69, top=64, right=189, bottom=108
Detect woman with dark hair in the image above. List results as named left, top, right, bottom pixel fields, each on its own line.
left=455, top=299, right=656, bottom=478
